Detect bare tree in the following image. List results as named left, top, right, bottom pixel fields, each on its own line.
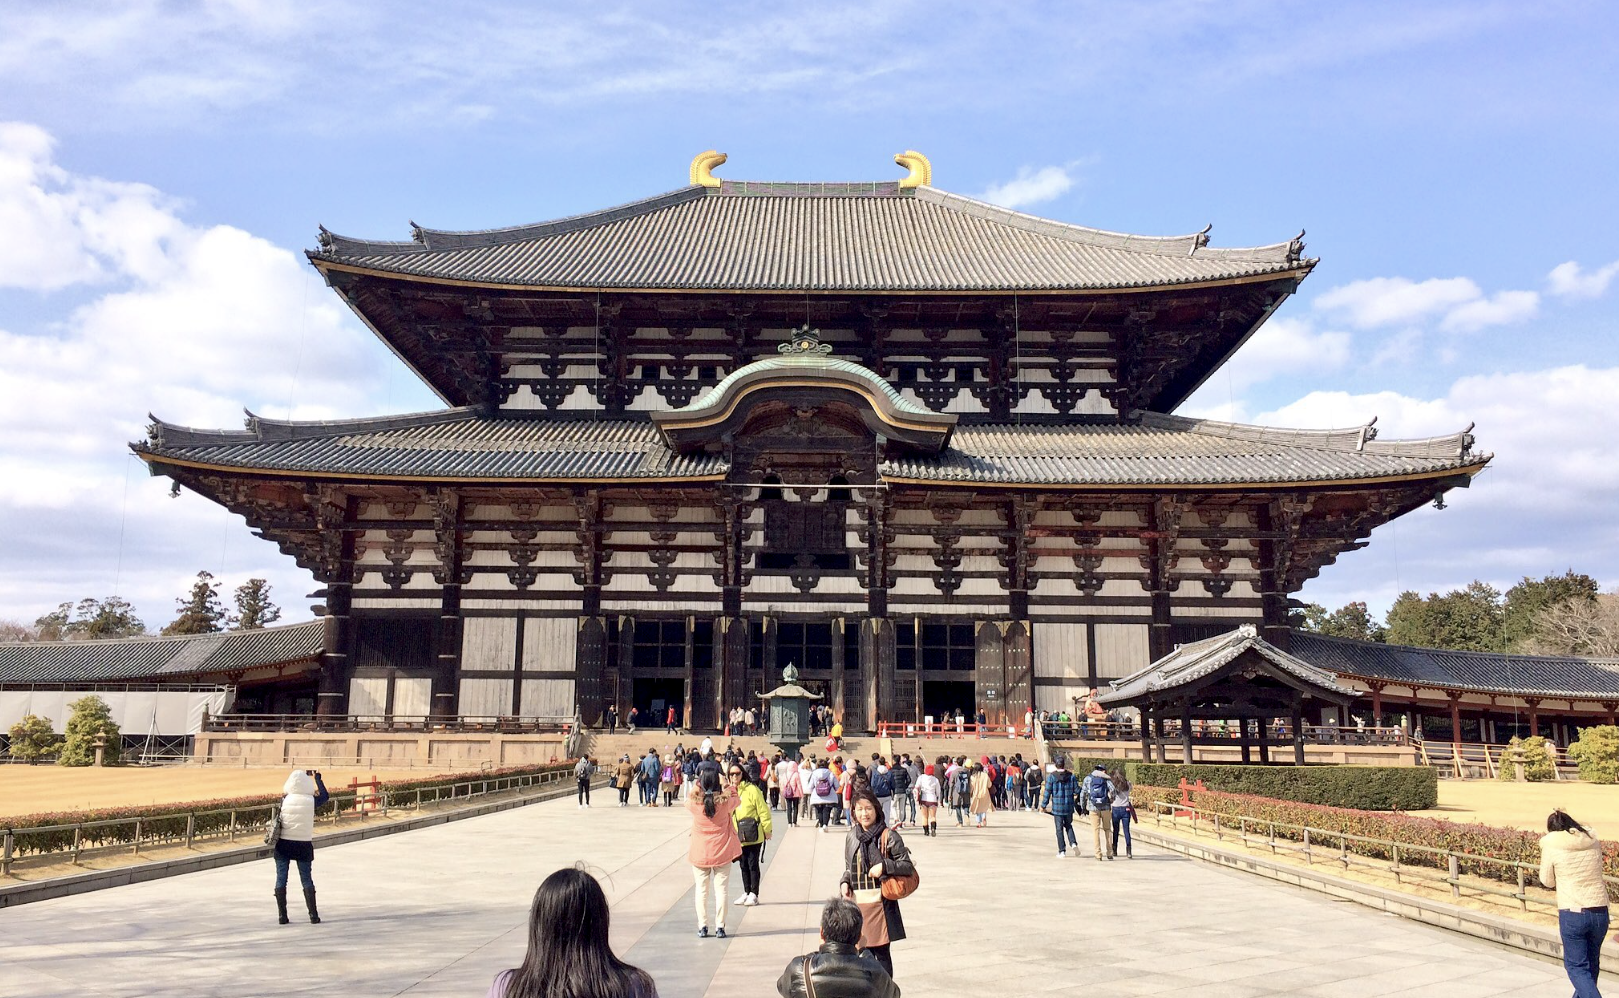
left=0, top=619, right=40, bottom=642
left=1524, top=591, right=1619, bottom=658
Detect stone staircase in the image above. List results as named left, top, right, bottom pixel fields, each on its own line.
left=576, top=729, right=1042, bottom=764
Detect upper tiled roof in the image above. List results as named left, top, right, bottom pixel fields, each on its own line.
left=135, top=408, right=1484, bottom=487
left=1289, top=632, right=1619, bottom=699
left=309, top=182, right=1310, bottom=293
left=1100, top=624, right=1358, bottom=705
left=0, top=621, right=323, bottom=685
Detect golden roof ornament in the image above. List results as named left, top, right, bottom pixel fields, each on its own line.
left=778, top=324, right=834, bottom=356
left=689, top=150, right=727, bottom=188
left=895, top=150, right=932, bottom=189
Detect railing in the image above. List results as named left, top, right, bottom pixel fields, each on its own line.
left=1040, top=721, right=1407, bottom=747
left=875, top=721, right=1034, bottom=739
left=0, top=767, right=582, bottom=876
left=1414, top=740, right=1578, bottom=780
left=202, top=713, right=573, bottom=734
left=1146, top=799, right=1617, bottom=914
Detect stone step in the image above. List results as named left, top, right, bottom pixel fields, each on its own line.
left=579, top=729, right=1044, bottom=764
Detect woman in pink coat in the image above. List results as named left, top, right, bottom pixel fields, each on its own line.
left=687, top=768, right=741, bottom=938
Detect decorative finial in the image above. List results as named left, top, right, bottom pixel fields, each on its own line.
left=316, top=224, right=334, bottom=252
left=409, top=220, right=427, bottom=245
left=1287, top=229, right=1307, bottom=263
left=778, top=324, right=834, bottom=356
left=895, top=150, right=932, bottom=189
left=690, top=150, right=727, bottom=188
left=1192, top=223, right=1212, bottom=255
left=782, top=661, right=799, bottom=684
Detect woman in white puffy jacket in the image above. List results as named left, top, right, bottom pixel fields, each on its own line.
left=1539, top=809, right=1610, bottom=998
left=273, top=768, right=330, bottom=925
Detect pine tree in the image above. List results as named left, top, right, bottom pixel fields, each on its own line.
left=57, top=696, right=122, bottom=767
left=7, top=714, right=61, bottom=763
left=164, top=571, right=227, bottom=635
left=230, top=578, right=282, bottom=630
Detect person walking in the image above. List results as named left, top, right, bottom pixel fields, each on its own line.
left=870, top=760, right=896, bottom=826
left=666, top=705, right=679, bottom=735
left=687, top=769, right=742, bottom=938
left=606, top=703, right=618, bottom=733
left=640, top=749, right=661, bottom=806
left=660, top=754, right=682, bottom=808
left=766, top=753, right=782, bottom=812
left=1540, top=809, right=1609, bottom=998
left=1041, top=756, right=1079, bottom=858
left=915, top=763, right=942, bottom=836
left=950, top=761, right=973, bottom=827
left=575, top=755, right=595, bottom=808
left=889, top=756, right=913, bottom=828
left=775, top=897, right=899, bottom=998
left=780, top=754, right=802, bottom=825
left=968, top=763, right=993, bottom=828
left=810, top=757, right=838, bottom=832
left=1109, top=768, right=1134, bottom=859
left=271, top=768, right=329, bottom=925
left=731, top=760, right=773, bottom=906
left=614, top=755, right=635, bottom=807
left=840, top=787, right=915, bottom=977
left=487, top=867, right=657, bottom=998
left=1082, top=764, right=1115, bottom=860
left=1024, top=760, right=1043, bottom=810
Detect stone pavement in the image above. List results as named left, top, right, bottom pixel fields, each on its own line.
left=0, top=795, right=1576, bottom=998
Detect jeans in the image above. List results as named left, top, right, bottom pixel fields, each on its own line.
left=739, top=842, right=764, bottom=896
left=902, top=794, right=918, bottom=825
left=693, top=864, right=730, bottom=930
left=1559, top=907, right=1609, bottom=998
left=577, top=777, right=591, bottom=805
left=953, top=803, right=967, bottom=826
left=274, top=854, right=313, bottom=891
left=1053, top=813, right=1077, bottom=852
left=816, top=803, right=832, bottom=828
left=1111, top=806, right=1132, bottom=855
left=784, top=796, right=799, bottom=824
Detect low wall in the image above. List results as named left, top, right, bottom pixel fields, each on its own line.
left=1046, top=739, right=1418, bottom=767
left=195, top=731, right=569, bottom=769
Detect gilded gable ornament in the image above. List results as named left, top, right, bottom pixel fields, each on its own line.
left=778, top=325, right=834, bottom=356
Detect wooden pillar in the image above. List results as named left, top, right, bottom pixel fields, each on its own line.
left=430, top=489, right=465, bottom=719
left=1180, top=701, right=1193, bottom=764
left=1369, top=683, right=1384, bottom=727
left=315, top=490, right=357, bottom=718
left=1153, top=714, right=1167, bottom=763
left=1257, top=715, right=1271, bottom=764
left=1525, top=697, right=1542, bottom=739
left=831, top=616, right=847, bottom=726
left=1139, top=706, right=1153, bottom=762
left=1449, top=692, right=1464, bottom=748
left=682, top=615, right=696, bottom=730
left=861, top=618, right=895, bottom=733
left=1238, top=716, right=1252, bottom=764
left=1291, top=696, right=1306, bottom=766
left=616, top=615, right=635, bottom=721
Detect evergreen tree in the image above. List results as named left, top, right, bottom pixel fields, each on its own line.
left=1298, top=601, right=1386, bottom=642
left=1384, top=582, right=1505, bottom=652
left=164, top=571, right=227, bottom=635
left=57, top=696, right=122, bottom=767
left=43, top=597, right=147, bottom=640
left=6, top=714, right=61, bottom=763
left=1501, top=571, right=1600, bottom=650
left=230, top=578, right=282, bottom=630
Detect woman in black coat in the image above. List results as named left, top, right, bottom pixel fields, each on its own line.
left=838, top=787, right=915, bottom=977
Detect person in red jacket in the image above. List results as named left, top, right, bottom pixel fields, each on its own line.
left=687, top=769, right=741, bottom=938
left=665, top=705, right=679, bottom=734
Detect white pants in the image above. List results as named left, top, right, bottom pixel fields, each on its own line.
left=693, top=864, right=730, bottom=929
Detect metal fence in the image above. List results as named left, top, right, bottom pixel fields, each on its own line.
left=1, top=766, right=581, bottom=875
left=1146, top=799, right=1619, bottom=914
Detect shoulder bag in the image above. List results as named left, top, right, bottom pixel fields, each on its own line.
left=263, top=806, right=282, bottom=847
left=878, top=829, right=919, bottom=901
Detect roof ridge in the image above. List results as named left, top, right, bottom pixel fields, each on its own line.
left=141, top=407, right=485, bottom=448
left=1290, top=630, right=1619, bottom=668
left=1141, top=411, right=1482, bottom=461
left=0, top=619, right=323, bottom=651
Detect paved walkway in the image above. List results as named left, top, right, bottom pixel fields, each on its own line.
left=0, top=796, right=1574, bottom=997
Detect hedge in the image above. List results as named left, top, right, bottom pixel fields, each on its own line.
left=1134, top=785, right=1619, bottom=899
left=1051, top=758, right=1436, bottom=811
left=1, top=761, right=574, bottom=858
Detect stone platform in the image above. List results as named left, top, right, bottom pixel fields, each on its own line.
left=0, top=795, right=1573, bottom=997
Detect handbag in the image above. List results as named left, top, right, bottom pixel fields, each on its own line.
left=736, top=817, right=761, bottom=843
left=263, top=808, right=282, bottom=847
left=878, top=829, right=919, bottom=901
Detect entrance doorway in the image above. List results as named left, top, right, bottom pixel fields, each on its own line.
left=633, top=678, right=686, bottom=724
left=922, top=680, right=976, bottom=724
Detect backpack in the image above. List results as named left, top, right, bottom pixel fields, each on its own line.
left=814, top=771, right=834, bottom=797
left=1086, top=773, right=1111, bottom=807
left=872, top=769, right=894, bottom=797
left=953, top=770, right=972, bottom=800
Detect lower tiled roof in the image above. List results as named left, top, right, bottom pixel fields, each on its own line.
left=1288, top=632, right=1619, bottom=699
left=1101, top=625, right=1357, bottom=705
left=136, top=409, right=1483, bottom=487
left=0, top=621, right=323, bottom=685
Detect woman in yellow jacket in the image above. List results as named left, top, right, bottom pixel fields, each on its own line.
left=730, top=759, right=773, bottom=907
left=1540, top=809, right=1610, bottom=998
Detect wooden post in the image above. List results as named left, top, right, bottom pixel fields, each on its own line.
left=1525, top=697, right=1541, bottom=739
left=1139, top=706, right=1153, bottom=762
left=1257, top=716, right=1271, bottom=764
left=1291, top=697, right=1306, bottom=766
left=1180, top=701, right=1193, bottom=764
left=1238, top=716, right=1252, bottom=764
left=1449, top=692, right=1464, bottom=749
left=682, top=615, right=696, bottom=731
left=1370, top=683, right=1384, bottom=726
left=1153, top=714, right=1167, bottom=763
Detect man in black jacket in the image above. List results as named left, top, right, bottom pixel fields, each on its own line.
left=777, top=898, right=900, bottom=998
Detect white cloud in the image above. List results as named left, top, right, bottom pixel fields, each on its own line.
left=0, top=123, right=418, bottom=628
left=978, top=165, right=1076, bottom=209
left=1548, top=259, right=1619, bottom=299
left=1179, top=316, right=1351, bottom=418
left=1313, top=276, right=1482, bottom=329
left=1437, top=289, right=1539, bottom=332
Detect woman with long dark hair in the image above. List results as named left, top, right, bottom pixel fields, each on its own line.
left=1540, top=809, right=1609, bottom=998
left=488, top=866, right=656, bottom=998
left=687, top=767, right=741, bottom=938
left=839, top=787, right=915, bottom=976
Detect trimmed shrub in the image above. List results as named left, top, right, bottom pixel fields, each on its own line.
left=1569, top=726, right=1619, bottom=785
left=1050, top=758, right=1436, bottom=811
left=6, top=714, right=61, bottom=763
left=58, top=696, right=122, bottom=767
left=1495, top=736, right=1555, bottom=782
left=1132, top=785, right=1619, bottom=898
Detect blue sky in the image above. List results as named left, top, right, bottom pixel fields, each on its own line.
left=1, top=1, right=1615, bottom=631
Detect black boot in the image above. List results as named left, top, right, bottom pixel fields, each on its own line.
left=303, top=887, right=321, bottom=924
left=275, top=888, right=289, bottom=925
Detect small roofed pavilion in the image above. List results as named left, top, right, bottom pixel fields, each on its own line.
left=1099, top=625, right=1358, bottom=765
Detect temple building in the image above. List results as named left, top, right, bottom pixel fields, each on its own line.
left=129, top=151, right=1491, bottom=733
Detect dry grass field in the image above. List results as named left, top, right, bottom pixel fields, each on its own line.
left=1413, top=779, right=1619, bottom=833
left=0, top=763, right=462, bottom=817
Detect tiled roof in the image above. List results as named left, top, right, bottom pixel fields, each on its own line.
left=682, top=353, right=935, bottom=416
left=1100, top=624, right=1358, bottom=705
left=0, top=622, right=324, bottom=685
left=136, top=409, right=1484, bottom=487
left=309, top=182, right=1309, bottom=293
left=1289, top=632, right=1619, bottom=699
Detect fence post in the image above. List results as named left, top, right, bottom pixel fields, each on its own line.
left=1, top=830, right=12, bottom=876
left=185, top=814, right=195, bottom=850
left=416, top=788, right=423, bottom=810
left=1340, top=836, right=1348, bottom=868
left=73, top=826, right=82, bottom=864
left=1517, top=866, right=1527, bottom=910
left=1268, top=821, right=1276, bottom=855
left=229, top=810, right=237, bottom=843
left=1392, top=843, right=1401, bottom=883
left=1303, top=827, right=1311, bottom=864
left=1448, top=854, right=1461, bottom=899
left=133, top=818, right=142, bottom=855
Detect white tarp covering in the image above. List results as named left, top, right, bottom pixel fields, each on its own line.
left=0, top=687, right=232, bottom=736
